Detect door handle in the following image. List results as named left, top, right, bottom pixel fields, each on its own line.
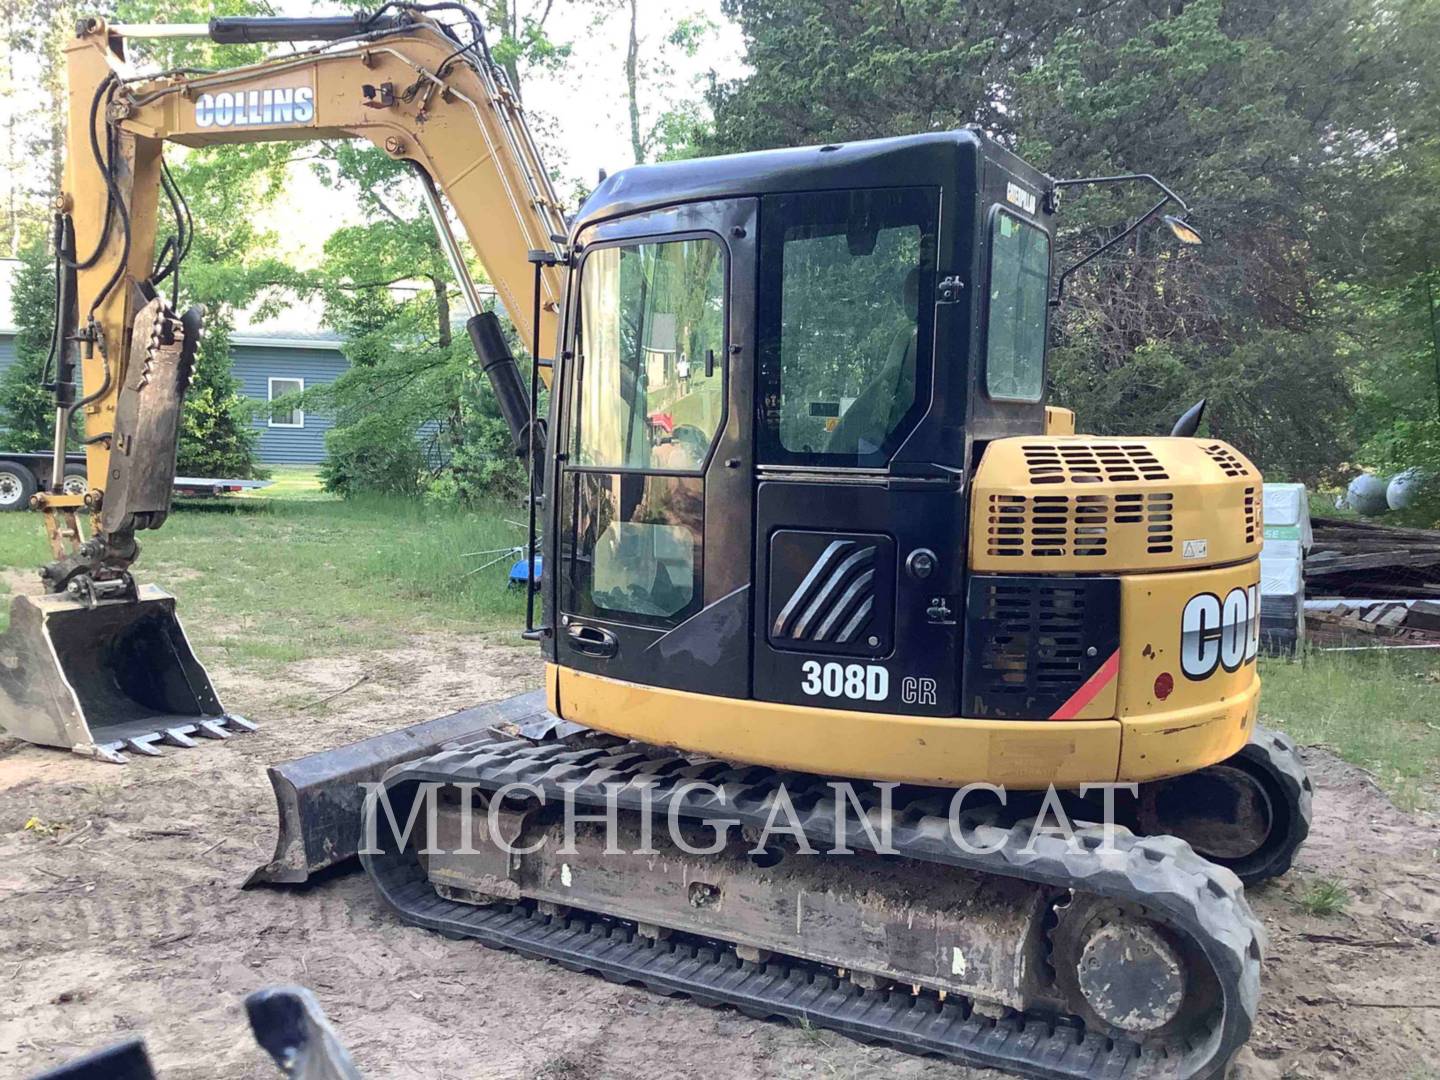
left=566, top=622, right=618, bottom=658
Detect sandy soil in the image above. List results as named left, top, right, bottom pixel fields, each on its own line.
left=1, top=634, right=1438, bottom=1080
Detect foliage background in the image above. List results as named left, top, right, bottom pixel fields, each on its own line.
left=703, top=0, right=1440, bottom=516
left=2, top=0, right=1438, bottom=518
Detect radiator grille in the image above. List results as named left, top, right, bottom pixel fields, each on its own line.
left=964, top=576, right=1120, bottom=719
left=985, top=492, right=1175, bottom=558
left=1203, top=443, right=1251, bottom=477
left=1022, top=443, right=1169, bottom=485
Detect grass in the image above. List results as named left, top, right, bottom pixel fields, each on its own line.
left=1293, top=876, right=1351, bottom=917
left=0, top=469, right=531, bottom=668
left=1259, top=648, right=1440, bottom=810
left=236, top=463, right=334, bottom=501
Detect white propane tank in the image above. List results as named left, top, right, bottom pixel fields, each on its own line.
left=1346, top=473, right=1391, bottom=517
left=1386, top=468, right=1428, bottom=511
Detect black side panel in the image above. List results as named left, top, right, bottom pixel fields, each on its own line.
left=962, top=574, right=1120, bottom=719
left=639, top=585, right=752, bottom=698
left=754, top=477, right=963, bottom=715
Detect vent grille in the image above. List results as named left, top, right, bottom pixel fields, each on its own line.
left=1022, top=443, right=1169, bottom=485
left=1204, top=443, right=1251, bottom=477
left=986, top=491, right=1174, bottom=558
left=964, top=576, right=1120, bottom=719
left=1243, top=486, right=1258, bottom=545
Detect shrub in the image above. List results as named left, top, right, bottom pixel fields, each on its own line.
left=320, top=413, right=427, bottom=498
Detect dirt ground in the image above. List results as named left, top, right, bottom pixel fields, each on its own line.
left=2, top=634, right=1439, bottom=1080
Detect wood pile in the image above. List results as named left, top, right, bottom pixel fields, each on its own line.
left=1306, top=517, right=1440, bottom=599
left=1305, top=599, right=1440, bottom=647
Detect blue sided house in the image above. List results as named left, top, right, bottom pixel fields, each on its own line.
left=230, top=321, right=348, bottom=465
left=1, top=258, right=349, bottom=465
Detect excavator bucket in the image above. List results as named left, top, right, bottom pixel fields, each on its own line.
left=0, top=585, right=253, bottom=763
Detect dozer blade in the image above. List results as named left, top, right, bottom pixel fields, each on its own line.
left=0, top=586, right=253, bottom=764
left=244, top=689, right=577, bottom=887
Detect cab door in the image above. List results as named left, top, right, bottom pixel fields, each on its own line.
left=553, top=199, right=756, bottom=698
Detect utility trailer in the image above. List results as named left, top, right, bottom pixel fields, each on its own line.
left=0, top=451, right=270, bottom=510
left=173, top=476, right=274, bottom=497
left=0, top=451, right=88, bottom=510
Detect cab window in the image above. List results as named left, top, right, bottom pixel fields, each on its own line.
left=757, top=187, right=938, bottom=466
left=985, top=209, right=1050, bottom=402
left=572, top=236, right=726, bottom=472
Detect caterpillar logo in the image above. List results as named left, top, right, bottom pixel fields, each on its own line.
left=1180, top=585, right=1260, bottom=680
left=195, top=86, right=315, bottom=129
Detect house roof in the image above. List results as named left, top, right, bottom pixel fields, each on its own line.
left=231, top=291, right=343, bottom=349
left=0, top=258, right=344, bottom=348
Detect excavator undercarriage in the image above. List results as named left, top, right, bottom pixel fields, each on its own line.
left=362, top=728, right=1275, bottom=1080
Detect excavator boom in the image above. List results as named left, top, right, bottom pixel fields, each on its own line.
left=0, top=11, right=565, bottom=760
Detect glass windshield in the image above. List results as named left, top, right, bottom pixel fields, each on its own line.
left=985, top=209, right=1050, bottom=402
left=573, top=236, right=726, bottom=471
left=757, top=188, right=938, bottom=466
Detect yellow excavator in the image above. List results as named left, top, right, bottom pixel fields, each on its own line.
left=0, top=10, right=1312, bottom=1078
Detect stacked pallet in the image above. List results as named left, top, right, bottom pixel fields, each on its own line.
left=1304, top=599, right=1440, bottom=646
left=1305, top=517, right=1440, bottom=599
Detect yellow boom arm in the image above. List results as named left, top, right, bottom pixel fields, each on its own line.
left=44, top=13, right=567, bottom=535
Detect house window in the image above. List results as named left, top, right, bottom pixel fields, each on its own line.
left=268, top=377, right=305, bottom=428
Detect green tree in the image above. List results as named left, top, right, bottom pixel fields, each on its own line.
left=706, top=0, right=1440, bottom=486
left=175, top=309, right=265, bottom=478
left=305, top=3, right=581, bottom=501
left=307, top=142, right=533, bottom=501
left=0, top=238, right=60, bottom=449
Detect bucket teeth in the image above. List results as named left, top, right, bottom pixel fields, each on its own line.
left=124, top=734, right=166, bottom=757
left=90, top=716, right=257, bottom=763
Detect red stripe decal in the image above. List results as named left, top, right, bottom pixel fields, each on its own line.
left=1049, top=650, right=1120, bottom=720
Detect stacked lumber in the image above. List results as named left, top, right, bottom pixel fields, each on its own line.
left=1304, top=599, right=1440, bottom=646
left=1305, top=517, right=1440, bottom=598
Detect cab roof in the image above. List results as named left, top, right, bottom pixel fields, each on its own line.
left=573, top=128, right=1048, bottom=235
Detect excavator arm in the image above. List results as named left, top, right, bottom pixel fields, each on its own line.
left=0, top=9, right=567, bottom=760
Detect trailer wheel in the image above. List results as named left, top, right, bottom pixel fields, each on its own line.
left=0, top=461, right=38, bottom=511
left=62, top=463, right=88, bottom=497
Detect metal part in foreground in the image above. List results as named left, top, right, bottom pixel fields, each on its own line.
left=25, top=985, right=360, bottom=1079
left=0, top=588, right=248, bottom=763
left=27, top=1039, right=156, bottom=1080
left=245, top=985, right=362, bottom=1080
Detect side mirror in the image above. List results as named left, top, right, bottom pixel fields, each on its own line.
left=1170, top=398, right=1206, bottom=438
left=1162, top=214, right=1204, bottom=246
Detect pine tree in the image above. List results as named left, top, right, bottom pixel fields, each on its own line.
left=0, top=239, right=60, bottom=450
left=176, top=309, right=264, bottom=479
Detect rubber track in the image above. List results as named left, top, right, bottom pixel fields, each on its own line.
left=1233, top=725, right=1313, bottom=884
left=361, top=737, right=1264, bottom=1080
